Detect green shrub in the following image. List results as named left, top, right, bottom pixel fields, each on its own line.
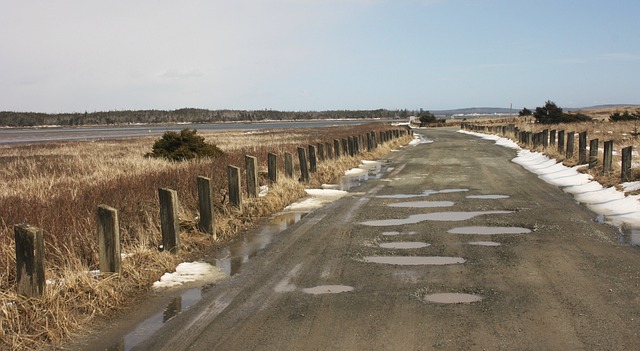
left=609, top=110, right=640, bottom=122
left=146, top=129, right=224, bottom=161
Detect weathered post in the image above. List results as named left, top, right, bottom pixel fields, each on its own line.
left=227, top=166, right=242, bottom=209
left=284, top=152, right=293, bottom=178
left=566, top=132, right=575, bottom=159
left=197, top=176, right=216, bottom=238
left=603, top=141, right=613, bottom=174
left=550, top=130, right=557, bottom=147
left=579, top=132, right=588, bottom=164
left=558, top=130, right=565, bottom=154
left=333, top=139, right=341, bottom=158
left=158, top=188, right=180, bottom=253
left=297, top=146, right=309, bottom=182
left=97, top=205, right=121, bottom=274
left=589, top=139, right=599, bottom=169
left=348, top=137, right=355, bottom=156
left=245, top=155, right=259, bottom=197
left=325, top=142, right=333, bottom=160
left=14, top=224, right=45, bottom=297
left=342, top=138, right=348, bottom=156
left=308, top=145, right=317, bottom=173
left=317, top=143, right=325, bottom=162
left=268, top=153, right=278, bottom=184
left=542, top=129, right=549, bottom=149
left=622, top=146, right=633, bottom=182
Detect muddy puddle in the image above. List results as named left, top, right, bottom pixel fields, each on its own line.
left=379, top=242, right=430, bottom=249
left=360, top=211, right=513, bottom=227
left=447, top=226, right=531, bottom=235
left=108, top=211, right=307, bottom=351
left=388, top=201, right=454, bottom=208
left=302, top=285, right=355, bottom=294
left=382, top=231, right=418, bottom=236
left=376, top=189, right=469, bottom=199
left=363, top=256, right=466, bottom=265
left=423, top=293, right=482, bottom=304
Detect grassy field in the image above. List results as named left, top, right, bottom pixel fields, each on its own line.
left=0, top=122, right=412, bottom=351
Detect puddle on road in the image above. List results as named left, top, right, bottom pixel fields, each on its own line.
left=214, top=212, right=306, bottom=276
left=376, top=189, right=469, bottom=199
left=618, top=225, right=640, bottom=246
left=363, top=256, right=466, bottom=265
left=423, top=293, right=482, bottom=304
left=467, top=241, right=502, bottom=247
left=360, top=211, right=513, bottom=227
left=388, top=201, right=454, bottom=208
left=109, top=211, right=307, bottom=351
left=301, top=285, right=355, bottom=294
left=382, top=231, right=418, bottom=236
left=379, top=242, right=430, bottom=249
left=466, top=195, right=510, bottom=199
left=447, top=226, right=531, bottom=235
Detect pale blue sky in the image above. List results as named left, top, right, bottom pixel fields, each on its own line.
left=1, top=0, right=639, bottom=113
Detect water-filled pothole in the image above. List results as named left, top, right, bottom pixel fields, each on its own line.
left=382, top=231, right=418, bottom=236
left=376, top=189, right=469, bottom=199
left=363, top=256, right=466, bottom=265
left=301, top=285, right=354, bottom=294
left=466, top=195, right=510, bottom=199
left=467, top=241, right=501, bottom=247
left=447, top=226, right=531, bottom=235
left=423, top=293, right=482, bottom=304
left=379, top=242, right=430, bottom=249
left=388, top=201, right=454, bottom=208
left=360, top=211, right=513, bottom=227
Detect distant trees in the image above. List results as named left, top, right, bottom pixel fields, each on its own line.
left=609, top=110, right=640, bottom=122
left=146, top=129, right=224, bottom=161
left=533, top=100, right=592, bottom=124
left=518, top=108, right=532, bottom=116
left=418, top=110, right=437, bottom=126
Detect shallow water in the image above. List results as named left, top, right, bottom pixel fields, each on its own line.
left=379, top=242, right=431, bottom=249
left=360, top=211, right=513, bottom=227
left=447, top=226, right=531, bottom=235
left=423, top=293, right=482, bottom=304
left=388, top=201, right=454, bottom=208
left=301, top=285, right=355, bottom=294
left=466, top=195, right=510, bottom=199
left=376, top=189, right=469, bottom=199
left=467, top=241, right=502, bottom=247
left=363, top=256, right=466, bottom=265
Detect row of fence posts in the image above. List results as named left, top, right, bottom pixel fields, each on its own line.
left=461, top=123, right=633, bottom=181
left=13, top=127, right=410, bottom=297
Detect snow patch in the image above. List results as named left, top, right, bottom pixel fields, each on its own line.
left=152, top=262, right=228, bottom=289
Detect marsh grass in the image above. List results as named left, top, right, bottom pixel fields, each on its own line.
left=0, top=123, right=410, bottom=350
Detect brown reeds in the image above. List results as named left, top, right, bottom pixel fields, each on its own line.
left=0, top=122, right=411, bottom=350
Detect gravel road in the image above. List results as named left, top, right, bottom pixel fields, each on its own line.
left=74, top=128, right=640, bottom=350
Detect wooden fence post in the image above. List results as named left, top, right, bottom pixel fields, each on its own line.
left=603, top=141, right=613, bottom=174
left=97, top=205, right=121, bottom=274
left=268, top=153, right=278, bottom=184
left=197, top=176, right=216, bottom=238
left=579, top=132, right=588, bottom=164
left=348, top=137, right=355, bottom=156
left=589, top=139, right=599, bottom=169
left=325, top=142, right=333, bottom=160
left=308, top=145, right=317, bottom=173
left=227, top=166, right=242, bottom=209
left=622, top=146, right=633, bottom=182
left=284, top=152, right=293, bottom=178
left=297, top=147, right=309, bottom=182
left=245, top=155, right=258, bottom=197
left=550, top=130, right=557, bottom=147
left=158, top=188, right=180, bottom=253
left=317, top=143, right=325, bottom=162
left=542, top=129, right=549, bottom=149
left=566, top=132, right=575, bottom=159
left=558, top=130, right=565, bottom=154
left=341, top=138, right=348, bottom=156
left=14, top=224, right=45, bottom=297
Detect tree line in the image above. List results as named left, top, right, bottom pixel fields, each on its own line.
left=0, top=108, right=414, bottom=127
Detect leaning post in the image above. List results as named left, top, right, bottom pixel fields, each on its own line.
left=197, top=176, right=216, bottom=238
left=297, top=147, right=309, bottom=182
left=245, top=155, right=259, bottom=197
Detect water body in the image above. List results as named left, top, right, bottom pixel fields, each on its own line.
left=301, top=285, right=355, bottom=295
left=423, top=293, right=482, bottom=304
left=360, top=211, right=513, bottom=227
left=0, top=119, right=392, bottom=144
left=447, top=226, right=531, bottom=235
left=363, top=256, right=466, bottom=265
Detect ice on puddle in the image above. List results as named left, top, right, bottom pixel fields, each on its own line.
left=152, top=262, right=227, bottom=289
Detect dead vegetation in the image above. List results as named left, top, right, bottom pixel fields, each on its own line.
left=0, top=123, right=412, bottom=351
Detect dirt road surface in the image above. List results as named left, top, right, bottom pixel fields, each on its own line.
left=73, top=128, right=640, bottom=350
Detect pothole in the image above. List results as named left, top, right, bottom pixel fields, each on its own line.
left=467, top=241, right=501, bottom=246
left=379, top=242, right=431, bottom=249
left=388, top=201, right=454, bottom=208
left=466, top=195, right=510, bottom=199
left=301, top=285, right=354, bottom=294
left=447, top=226, right=531, bottom=235
left=363, top=256, right=465, bottom=265
left=376, top=189, right=469, bottom=199
left=360, top=211, right=513, bottom=226
left=423, top=293, right=482, bottom=304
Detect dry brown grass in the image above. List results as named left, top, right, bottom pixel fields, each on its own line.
left=0, top=123, right=411, bottom=350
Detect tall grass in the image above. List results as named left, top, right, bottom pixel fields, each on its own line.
left=0, top=123, right=411, bottom=350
